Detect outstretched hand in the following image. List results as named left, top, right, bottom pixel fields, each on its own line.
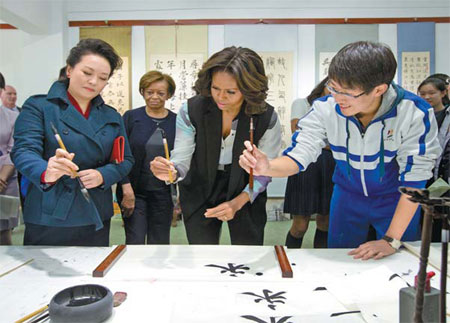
left=239, top=140, right=270, bottom=176
left=204, top=200, right=239, bottom=222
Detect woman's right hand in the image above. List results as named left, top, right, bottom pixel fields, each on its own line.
left=120, top=183, right=135, bottom=218
left=150, top=156, right=177, bottom=182
left=44, top=148, right=78, bottom=183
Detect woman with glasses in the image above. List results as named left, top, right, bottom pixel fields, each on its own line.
left=117, top=71, right=177, bottom=245
left=284, top=77, right=335, bottom=249
left=240, top=41, right=441, bottom=260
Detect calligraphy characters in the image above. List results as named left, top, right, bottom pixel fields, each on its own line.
left=242, top=289, right=287, bottom=311
left=205, top=263, right=250, bottom=277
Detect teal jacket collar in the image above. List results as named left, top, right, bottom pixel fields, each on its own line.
left=46, top=81, right=105, bottom=109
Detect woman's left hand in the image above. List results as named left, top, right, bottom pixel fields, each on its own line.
left=348, top=239, right=396, bottom=260
left=204, top=200, right=239, bottom=222
left=78, top=169, right=104, bottom=189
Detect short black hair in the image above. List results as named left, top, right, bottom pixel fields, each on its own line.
left=328, top=41, right=397, bottom=93
left=0, top=72, right=5, bottom=90
left=66, top=38, right=122, bottom=79
left=427, top=73, right=450, bottom=85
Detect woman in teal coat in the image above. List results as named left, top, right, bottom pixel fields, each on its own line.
left=11, top=39, right=134, bottom=246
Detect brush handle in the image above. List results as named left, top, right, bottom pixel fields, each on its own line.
left=162, top=137, right=174, bottom=183
left=249, top=117, right=254, bottom=190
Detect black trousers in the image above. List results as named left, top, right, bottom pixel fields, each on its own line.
left=184, top=167, right=266, bottom=245
left=24, top=220, right=111, bottom=246
left=123, top=189, right=173, bottom=244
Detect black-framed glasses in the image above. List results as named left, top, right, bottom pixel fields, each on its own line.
left=325, top=81, right=367, bottom=99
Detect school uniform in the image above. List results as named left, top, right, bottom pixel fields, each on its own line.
left=284, top=83, right=441, bottom=248
left=11, top=81, right=134, bottom=246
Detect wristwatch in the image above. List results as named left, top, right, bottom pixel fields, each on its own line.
left=382, top=235, right=402, bottom=250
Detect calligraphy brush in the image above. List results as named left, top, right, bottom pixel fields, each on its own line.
left=249, top=116, right=254, bottom=197
left=50, top=122, right=90, bottom=203
left=15, top=304, right=48, bottom=323
left=160, top=129, right=178, bottom=206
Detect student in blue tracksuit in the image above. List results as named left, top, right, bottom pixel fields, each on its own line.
left=11, top=39, right=134, bottom=246
left=240, top=41, right=441, bottom=260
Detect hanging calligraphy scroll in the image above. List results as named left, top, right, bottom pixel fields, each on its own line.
left=401, top=51, right=430, bottom=93
left=101, top=57, right=130, bottom=115
left=319, top=52, right=336, bottom=81
left=259, top=52, right=293, bottom=151
left=149, top=54, right=204, bottom=113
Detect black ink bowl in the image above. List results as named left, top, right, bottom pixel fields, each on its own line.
left=49, top=284, right=113, bottom=323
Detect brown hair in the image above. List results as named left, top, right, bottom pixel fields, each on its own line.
left=139, top=70, right=176, bottom=98
left=194, top=46, right=268, bottom=115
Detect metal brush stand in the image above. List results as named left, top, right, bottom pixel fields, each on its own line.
left=399, top=187, right=450, bottom=323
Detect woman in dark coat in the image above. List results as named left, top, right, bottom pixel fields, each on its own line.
left=11, top=39, right=134, bottom=246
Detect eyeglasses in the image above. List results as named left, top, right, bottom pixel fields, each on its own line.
left=325, top=81, right=367, bottom=99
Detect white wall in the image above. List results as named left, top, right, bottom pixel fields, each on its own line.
left=65, top=0, right=450, bottom=20
left=436, top=23, right=450, bottom=75
left=0, top=29, right=64, bottom=106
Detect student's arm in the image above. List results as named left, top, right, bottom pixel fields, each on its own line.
left=240, top=103, right=327, bottom=178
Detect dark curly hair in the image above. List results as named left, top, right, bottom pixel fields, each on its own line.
left=60, top=38, right=122, bottom=84
left=194, top=46, right=268, bottom=115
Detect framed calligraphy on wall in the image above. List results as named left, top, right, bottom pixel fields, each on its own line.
left=259, top=52, right=293, bottom=151
left=401, top=51, right=430, bottom=93
left=148, top=54, right=204, bottom=112
left=101, top=56, right=130, bottom=115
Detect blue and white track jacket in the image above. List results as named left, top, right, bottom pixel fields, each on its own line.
left=284, top=83, right=441, bottom=197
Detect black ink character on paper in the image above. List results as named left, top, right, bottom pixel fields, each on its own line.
left=167, top=60, right=175, bottom=70
left=266, top=57, right=275, bottom=69
left=154, top=60, right=163, bottom=70
left=241, top=315, right=293, bottom=323
left=190, top=59, right=199, bottom=70
left=277, top=57, right=286, bottom=70
left=242, top=289, right=287, bottom=310
left=205, top=263, right=250, bottom=277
